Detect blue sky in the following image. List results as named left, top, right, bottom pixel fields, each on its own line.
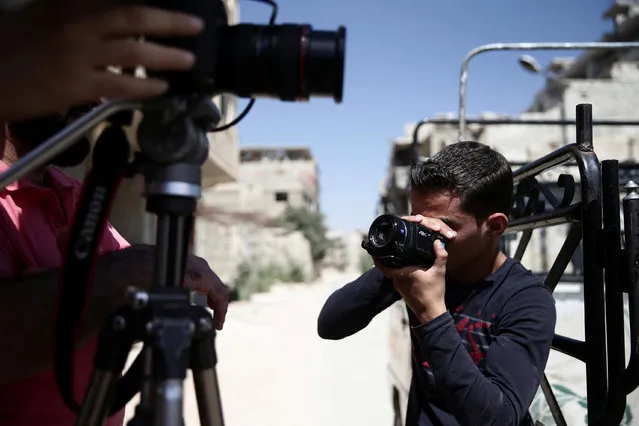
left=235, top=0, right=613, bottom=232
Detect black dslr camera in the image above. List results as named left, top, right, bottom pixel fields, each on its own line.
left=361, top=214, right=448, bottom=269
left=147, top=0, right=346, bottom=100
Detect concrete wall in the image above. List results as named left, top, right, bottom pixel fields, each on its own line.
left=323, top=229, right=368, bottom=274
left=238, top=157, right=320, bottom=218
left=323, top=229, right=348, bottom=271
left=196, top=178, right=316, bottom=285
left=195, top=221, right=313, bottom=284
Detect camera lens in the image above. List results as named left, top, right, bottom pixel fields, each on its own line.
left=370, top=217, right=395, bottom=248
left=217, top=24, right=346, bottom=102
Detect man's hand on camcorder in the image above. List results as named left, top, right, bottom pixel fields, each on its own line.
left=374, top=215, right=455, bottom=324
left=185, top=255, right=230, bottom=331
left=0, top=4, right=204, bottom=121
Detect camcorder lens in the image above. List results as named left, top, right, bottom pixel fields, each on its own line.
left=217, top=24, right=346, bottom=102
left=370, top=219, right=395, bottom=248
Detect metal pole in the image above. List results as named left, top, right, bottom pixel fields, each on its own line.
left=458, top=42, right=639, bottom=140
left=0, top=100, right=141, bottom=191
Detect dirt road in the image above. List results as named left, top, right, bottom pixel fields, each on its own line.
left=124, top=272, right=395, bottom=426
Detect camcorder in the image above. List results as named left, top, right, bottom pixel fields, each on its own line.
left=362, top=214, right=448, bottom=269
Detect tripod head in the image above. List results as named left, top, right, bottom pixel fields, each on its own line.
left=135, top=96, right=215, bottom=215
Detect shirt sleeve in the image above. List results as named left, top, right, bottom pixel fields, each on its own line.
left=317, top=267, right=402, bottom=340
left=99, top=221, right=131, bottom=253
left=0, top=229, right=20, bottom=278
left=411, top=284, right=557, bottom=426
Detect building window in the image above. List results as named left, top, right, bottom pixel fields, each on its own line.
left=275, top=191, right=288, bottom=202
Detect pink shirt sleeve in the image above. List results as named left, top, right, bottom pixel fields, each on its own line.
left=99, top=221, right=131, bottom=253
left=0, top=229, right=20, bottom=278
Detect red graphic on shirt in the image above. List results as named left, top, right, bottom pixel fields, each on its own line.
left=466, top=321, right=492, bottom=365
left=455, top=315, right=492, bottom=365
left=416, top=309, right=494, bottom=371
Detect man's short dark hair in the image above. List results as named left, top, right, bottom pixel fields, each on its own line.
left=409, top=141, right=513, bottom=220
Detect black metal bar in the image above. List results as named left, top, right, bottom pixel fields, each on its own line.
left=600, top=160, right=628, bottom=425
left=576, top=104, right=594, bottom=151
left=538, top=184, right=560, bottom=209
left=459, top=118, right=639, bottom=126
left=540, top=374, right=568, bottom=426
left=509, top=160, right=639, bottom=168
left=513, top=145, right=574, bottom=183
left=512, top=230, right=532, bottom=262
left=622, top=183, right=639, bottom=395
left=535, top=273, right=584, bottom=283
left=543, top=225, right=582, bottom=292
left=574, top=105, right=607, bottom=425
left=552, top=335, right=587, bottom=362
left=506, top=204, right=580, bottom=234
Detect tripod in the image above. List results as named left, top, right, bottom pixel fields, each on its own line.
left=0, top=97, right=226, bottom=426
left=76, top=96, right=225, bottom=426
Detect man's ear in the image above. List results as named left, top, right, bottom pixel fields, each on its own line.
left=485, top=213, right=508, bottom=236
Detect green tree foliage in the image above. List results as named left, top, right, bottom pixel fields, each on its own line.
left=234, top=260, right=308, bottom=300
left=279, top=206, right=333, bottom=263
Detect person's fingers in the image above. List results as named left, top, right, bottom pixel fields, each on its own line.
left=208, top=285, right=229, bottom=330
left=96, top=5, right=204, bottom=38
left=97, top=39, right=196, bottom=70
left=401, top=215, right=421, bottom=222
left=411, top=214, right=456, bottom=240
left=374, top=259, right=419, bottom=279
left=89, top=71, right=169, bottom=100
left=432, top=240, right=448, bottom=274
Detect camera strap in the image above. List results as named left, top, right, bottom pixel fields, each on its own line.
left=53, top=124, right=131, bottom=412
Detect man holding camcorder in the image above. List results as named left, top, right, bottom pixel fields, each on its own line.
left=318, top=141, right=557, bottom=426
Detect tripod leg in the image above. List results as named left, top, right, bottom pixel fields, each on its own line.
left=192, top=368, right=224, bottom=426
left=127, top=347, right=155, bottom=426
left=190, top=309, right=225, bottom=426
left=154, top=379, right=185, bottom=426
left=138, top=287, right=194, bottom=426
left=76, top=310, right=135, bottom=426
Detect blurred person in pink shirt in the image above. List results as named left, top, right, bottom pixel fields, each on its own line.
left=0, top=114, right=230, bottom=426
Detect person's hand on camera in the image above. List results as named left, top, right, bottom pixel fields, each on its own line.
left=374, top=215, right=456, bottom=323
left=185, top=255, right=230, bottom=331
left=0, top=4, right=204, bottom=121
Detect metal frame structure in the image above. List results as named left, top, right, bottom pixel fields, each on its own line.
left=410, top=117, right=639, bottom=166
left=456, top=41, right=639, bottom=140
left=395, top=104, right=639, bottom=425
